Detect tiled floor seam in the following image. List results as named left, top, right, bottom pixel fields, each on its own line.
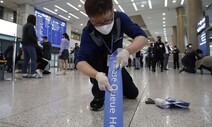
left=127, top=84, right=147, bottom=127
left=0, top=122, right=25, bottom=127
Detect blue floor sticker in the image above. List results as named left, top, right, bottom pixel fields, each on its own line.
left=104, top=50, right=123, bottom=127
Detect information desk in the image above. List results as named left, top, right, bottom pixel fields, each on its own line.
left=0, top=60, right=7, bottom=63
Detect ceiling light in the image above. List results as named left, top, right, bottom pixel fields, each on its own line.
left=78, top=5, right=82, bottom=8
left=80, top=11, right=88, bottom=17
left=132, top=3, right=137, bottom=11
left=55, top=5, right=68, bottom=13
left=163, top=13, right=166, bottom=15
left=69, top=13, right=79, bottom=19
left=163, top=28, right=166, bottom=30
left=0, top=1, right=3, bottom=3
left=114, top=0, right=119, bottom=5
left=148, top=0, right=152, bottom=9
left=67, top=3, right=79, bottom=11
left=114, top=8, right=117, bottom=11
left=131, top=0, right=134, bottom=2
left=163, top=17, right=166, bottom=20
left=210, top=37, right=212, bottom=39
left=59, top=15, right=69, bottom=21
left=206, top=5, right=209, bottom=8
left=165, top=0, right=168, bottom=7
left=163, top=25, right=166, bottom=27
left=173, top=0, right=176, bottom=3
left=55, top=9, right=58, bottom=12
left=163, top=21, right=166, bottom=24
left=68, top=16, right=71, bottom=18
left=180, top=0, right=184, bottom=5
left=141, top=5, right=145, bottom=7
left=80, top=24, right=83, bottom=26
left=118, top=5, right=125, bottom=12
left=80, top=0, right=85, bottom=4
left=43, top=7, right=57, bottom=15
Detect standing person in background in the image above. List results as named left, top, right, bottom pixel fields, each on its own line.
left=135, top=50, right=141, bottom=70
left=21, top=14, right=41, bottom=78
left=163, top=42, right=171, bottom=70
left=75, top=0, right=148, bottom=111
left=70, top=43, right=80, bottom=70
left=147, top=43, right=154, bottom=70
left=152, top=36, right=165, bottom=72
left=57, top=33, right=70, bottom=75
left=173, top=46, right=180, bottom=69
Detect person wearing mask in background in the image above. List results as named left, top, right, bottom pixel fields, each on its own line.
left=21, top=14, right=41, bottom=78
left=185, top=43, right=194, bottom=54
left=147, top=43, right=154, bottom=70
left=163, top=42, right=171, bottom=70
left=152, top=36, right=165, bottom=72
left=173, top=45, right=180, bottom=69
left=70, top=43, right=80, bottom=70
left=57, top=33, right=70, bottom=75
left=75, top=0, right=148, bottom=111
left=179, top=49, right=203, bottom=73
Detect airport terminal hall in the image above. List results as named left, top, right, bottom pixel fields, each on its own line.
left=1, top=0, right=212, bottom=127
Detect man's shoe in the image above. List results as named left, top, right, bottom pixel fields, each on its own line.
left=31, top=74, right=42, bottom=78
left=179, top=68, right=185, bottom=73
left=36, top=69, right=43, bottom=77
left=43, top=70, right=51, bottom=74
left=90, top=98, right=104, bottom=111
left=22, top=73, right=29, bottom=78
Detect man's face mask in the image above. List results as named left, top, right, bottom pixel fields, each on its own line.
left=95, top=20, right=114, bottom=35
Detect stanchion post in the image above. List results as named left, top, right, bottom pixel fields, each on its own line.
left=12, top=38, right=17, bottom=81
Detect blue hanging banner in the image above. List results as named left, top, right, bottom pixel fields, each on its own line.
left=104, top=50, right=123, bottom=127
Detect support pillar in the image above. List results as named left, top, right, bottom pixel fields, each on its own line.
left=176, top=7, right=185, bottom=53
left=172, top=26, right=177, bottom=47
left=186, top=0, right=203, bottom=49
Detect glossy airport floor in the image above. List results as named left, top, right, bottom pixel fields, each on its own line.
left=0, top=67, right=212, bottom=127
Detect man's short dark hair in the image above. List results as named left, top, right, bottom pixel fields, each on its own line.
left=157, top=36, right=161, bottom=39
left=84, top=0, right=113, bottom=17
left=43, top=36, right=47, bottom=39
left=196, top=49, right=203, bottom=54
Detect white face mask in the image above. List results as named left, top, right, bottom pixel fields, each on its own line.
left=95, top=20, right=114, bottom=35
